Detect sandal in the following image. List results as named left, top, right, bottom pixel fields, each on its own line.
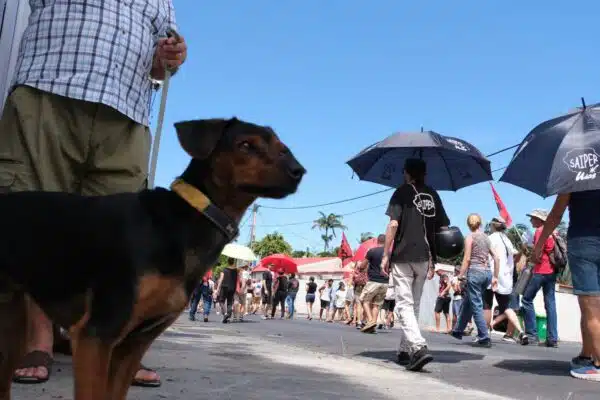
left=12, top=350, right=53, bottom=384
left=131, top=364, right=161, bottom=387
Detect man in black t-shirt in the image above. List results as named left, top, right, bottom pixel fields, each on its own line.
left=381, top=158, right=450, bottom=372
left=357, top=234, right=388, bottom=333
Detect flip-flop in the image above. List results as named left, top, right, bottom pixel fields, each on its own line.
left=131, top=364, right=161, bottom=387
left=12, top=350, right=53, bottom=384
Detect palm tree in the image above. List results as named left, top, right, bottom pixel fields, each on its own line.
left=505, top=223, right=531, bottom=248
left=312, top=211, right=347, bottom=252
left=358, top=232, right=374, bottom=243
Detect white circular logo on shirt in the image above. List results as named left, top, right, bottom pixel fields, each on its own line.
left=413, top=193, right=436, bottom=218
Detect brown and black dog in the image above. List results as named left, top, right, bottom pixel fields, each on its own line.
left=0, top=117, right=305, bottom=400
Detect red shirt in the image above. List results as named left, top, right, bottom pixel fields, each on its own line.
left=533, top=227, right=555, bottom=275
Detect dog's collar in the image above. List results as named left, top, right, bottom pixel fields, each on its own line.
left=170, top=179, right=239, bottom=241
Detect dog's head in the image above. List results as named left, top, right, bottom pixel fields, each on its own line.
left=174, top=118, right=305, bottom=199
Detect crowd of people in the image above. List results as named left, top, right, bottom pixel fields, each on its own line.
left=190, top=157, right=600, bottom=384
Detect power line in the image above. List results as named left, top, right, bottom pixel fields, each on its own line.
left=257, top=203, right=387, bottom=227
left=260, top=142, right=519, bottom=210
left=260, top=188, right=393, bottom=210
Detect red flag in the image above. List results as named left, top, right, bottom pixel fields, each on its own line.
left=338, top=233, right=353, bottom=259
left=490, top=183, right=512, bottom=227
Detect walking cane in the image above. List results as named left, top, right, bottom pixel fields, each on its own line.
left=148, top=28, right=180, bottom=189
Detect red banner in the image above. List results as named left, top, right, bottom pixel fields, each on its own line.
left=490, top=183, right=512, bottom=227
left=338, top=232, right=353, bottom=259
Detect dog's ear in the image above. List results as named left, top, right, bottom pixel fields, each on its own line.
left=174, top=118, right=236, bottom=159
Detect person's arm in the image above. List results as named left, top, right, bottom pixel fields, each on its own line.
left=214, top=272, right=224, bottom=297
left=458, top=235, right=473, bottom=278
left=382, top=192, right=402, bottom=274
left=441, top=281, right=451, bottom=296
left=533, top=194, right=569, bottom=262
left=489, top=246, right=500, bottom=282
left=150, top=1, right=186, bottom=79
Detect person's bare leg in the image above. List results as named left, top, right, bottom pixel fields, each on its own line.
left=503, top=310, right=523, bottom=334
left=362, top=301, right=373, bottom=324
left=578, top=311, right=593, bottom=358
left=434, top=312, right=441, bottom=332
left=484, top=309, right=492, bottom=329
left=370, top=305, right=380, bottom=325
left=445, top=313, right=452, bottom=332
left=579, top=297, right=598, bottom=359
left=14, top=297, right=53, bottom=381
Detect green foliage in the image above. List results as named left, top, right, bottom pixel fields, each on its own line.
left=251, top=232, right=293, bottom=258
left=312, top=211, right=347, bottom=251
left=358, top=232, right=374, bottom=244
left=318, top=251, right=337, bottom=257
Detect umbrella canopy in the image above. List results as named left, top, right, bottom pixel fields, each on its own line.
left=347, top=131, right=492, bottom=191
left=261, top=254, right=298, bottom=274
left=221, top=243, right=257, bottom=261
left=352, top=237, right=379, bottom=262
left=500, top=101, right=600, bottom=197
left=251, top=265, right=270, bottom=273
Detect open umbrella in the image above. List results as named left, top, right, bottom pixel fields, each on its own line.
left=352, top=237, right=379, bottom=262
left=221, top=243, right=257, bottom=261
left=500, top=100, right=600, bottom=197
left=261, top=254, right=298, bottom=274
left=347, top=131, right=492, bottom=190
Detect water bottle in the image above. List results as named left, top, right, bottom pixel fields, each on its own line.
left=513, top=264, right=533, bottom=295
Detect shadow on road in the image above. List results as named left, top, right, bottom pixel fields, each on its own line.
left=494, top=359, right=571, bottom=376
left=356, top=349, right=484, bottom=364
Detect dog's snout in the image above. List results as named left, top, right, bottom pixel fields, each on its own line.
left=286, top=159, right=306, bottom=180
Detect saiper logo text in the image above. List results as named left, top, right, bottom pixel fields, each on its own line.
left=413, top=193, right=436, bottom=218
left=563, top=148, right=599, bottom=182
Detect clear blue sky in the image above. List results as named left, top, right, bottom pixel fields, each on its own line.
left=152, top=1, right=599, bottom=253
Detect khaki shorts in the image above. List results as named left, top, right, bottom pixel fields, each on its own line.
left=0, top=86, right=150, bottom=195
left=359, top=281, right=388, bottom=306
left=353, top=284, right=365, bottom=297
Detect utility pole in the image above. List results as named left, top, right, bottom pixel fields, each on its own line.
left=249, top=204, right=259, bottom=246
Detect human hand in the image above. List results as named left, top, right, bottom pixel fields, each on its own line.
left=380, top=256, right=389, bottom=277
left=154, top=34, right=187, bottom=71
left=427, top=268, right=435, bottom=280
left=491, top=277, right=498, bottom=291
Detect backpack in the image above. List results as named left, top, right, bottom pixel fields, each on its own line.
left=549, top=234, right=568, bottom=274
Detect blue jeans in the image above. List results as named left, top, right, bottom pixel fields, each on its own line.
left=286, top=292, right=297, bottom=317
left=521, top=273, right=558, bottom=342
left=189, top=296, right=212, bottom=320
left=568, top=236, right=600, bottom=296
left=202, top=297, right=212, bottom=316
left=453, top=267, right=492, bottom=341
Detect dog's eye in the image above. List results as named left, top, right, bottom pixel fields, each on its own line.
left=239, top=141, right=252, bottom=151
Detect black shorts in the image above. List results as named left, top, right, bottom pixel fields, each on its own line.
left=382, top=299, right=396, bottom=312
left=434, top=296, right=451, bottom=314
left=320, top=299, right=330, bottom=309
left=306, top=293, right=316, bottom=303
left=483, top=289, right=511, bottom=314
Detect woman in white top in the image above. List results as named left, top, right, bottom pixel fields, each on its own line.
left=488, top=217, right=528, bottom=345
left=330, top=282, right=347, bottom=322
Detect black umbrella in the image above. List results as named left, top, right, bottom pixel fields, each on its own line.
left=346, top=130, right=492, bottom=191
left=500, top=99, right=600, bottom=197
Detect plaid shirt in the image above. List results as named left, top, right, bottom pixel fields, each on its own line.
left=12, top=0, right=176, bottom=126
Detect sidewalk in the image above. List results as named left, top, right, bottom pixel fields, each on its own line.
left=12, top=316, right=510, bottom=400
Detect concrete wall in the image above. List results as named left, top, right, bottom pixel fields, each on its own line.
left=289, top=274, right=582, bottom=343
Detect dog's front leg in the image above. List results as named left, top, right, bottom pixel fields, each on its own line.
left=107, top=317, right=176, bottom=400
left=69, top=328, right=113, bottom=400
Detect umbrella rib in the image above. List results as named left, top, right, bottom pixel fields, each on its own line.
left=436, top=148, right=457, bottom=190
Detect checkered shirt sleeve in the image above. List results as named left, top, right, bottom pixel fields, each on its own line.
left=12, top=0, right=177, bottom=127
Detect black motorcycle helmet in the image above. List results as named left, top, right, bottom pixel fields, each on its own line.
left=435, top=226, right=464, bottom=259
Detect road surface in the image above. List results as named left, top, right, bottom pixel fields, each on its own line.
left=11, top=313, right=595, bottom=399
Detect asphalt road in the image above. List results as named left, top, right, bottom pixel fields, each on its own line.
left=10, top=313, right=597, bottom=400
